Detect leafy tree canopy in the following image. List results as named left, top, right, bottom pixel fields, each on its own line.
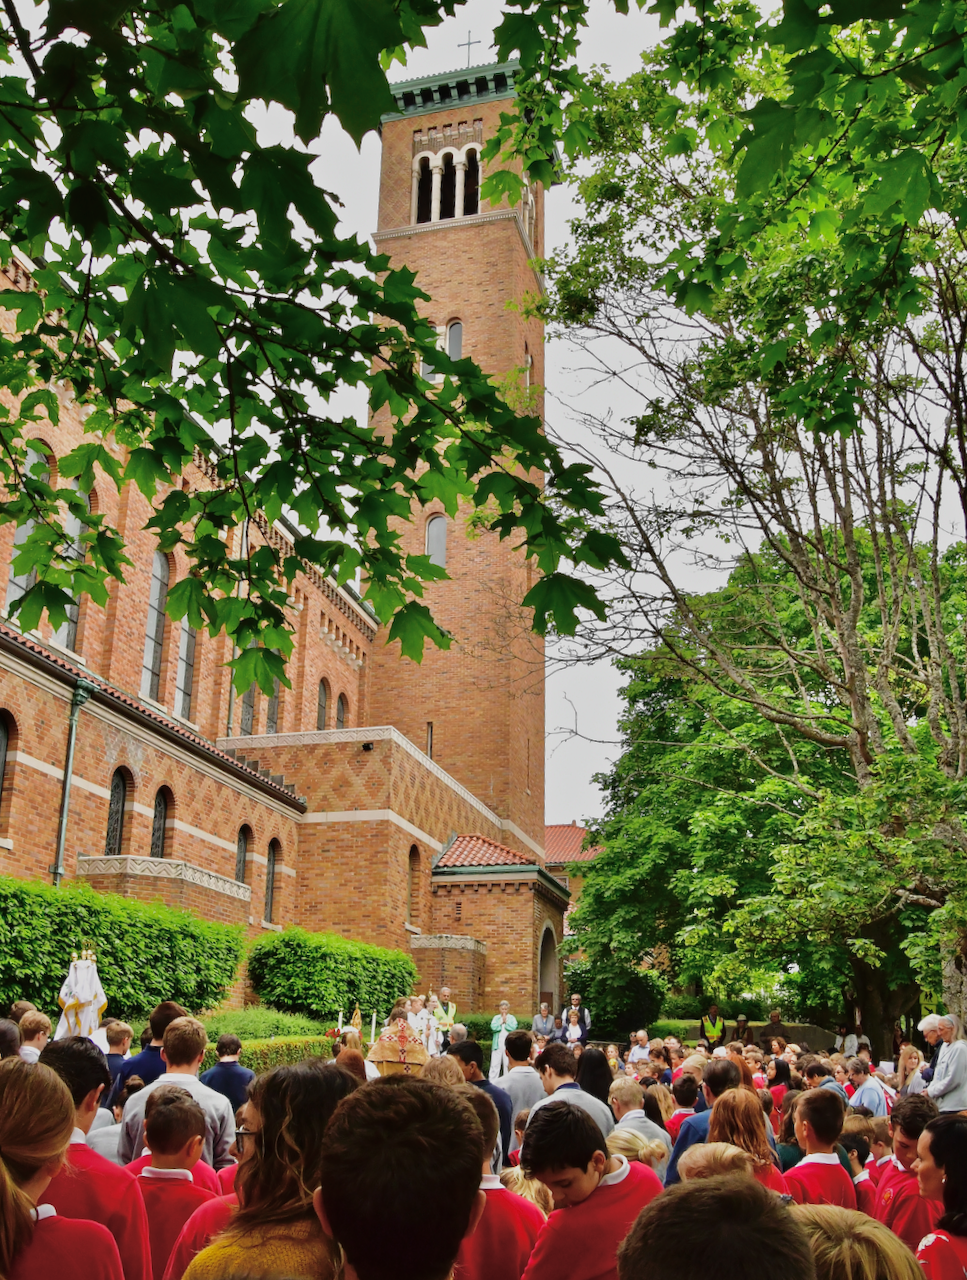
left=0, top=0, right=631, bottom=690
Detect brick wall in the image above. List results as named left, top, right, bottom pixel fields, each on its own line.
left=367, top=98, right=547, bottom=855
left=410, top=934, right=487, bottom=1012
left=431, top=875, right=566, bottom=1012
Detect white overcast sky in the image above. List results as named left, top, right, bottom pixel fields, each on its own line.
left=313, top=1, right=660, bottom=825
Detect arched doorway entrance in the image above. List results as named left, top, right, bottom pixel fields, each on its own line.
left=539, top=925, right=558, bottom=1012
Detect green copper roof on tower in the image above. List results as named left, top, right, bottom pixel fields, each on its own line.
left=382, top=61, right=520, bottom=122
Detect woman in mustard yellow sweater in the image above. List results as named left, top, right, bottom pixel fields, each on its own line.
left=182, top=1059, right=359, bottom=1280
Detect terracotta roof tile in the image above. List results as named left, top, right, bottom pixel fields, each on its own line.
left=544, top=823, right=600, bottom=863
left=437, top=833, right=537, bottom=869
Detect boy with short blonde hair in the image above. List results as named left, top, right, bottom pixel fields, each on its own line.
left=18, top=1009, right=51, bottom=1063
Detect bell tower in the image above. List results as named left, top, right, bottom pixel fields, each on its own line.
left=366, top=61, right=546, bottom=860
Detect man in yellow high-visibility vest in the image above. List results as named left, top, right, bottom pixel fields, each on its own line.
left=700, top=1002, right=726, bottom=1048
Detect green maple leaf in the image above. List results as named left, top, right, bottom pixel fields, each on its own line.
left=235, top=0, right=402, bottom=144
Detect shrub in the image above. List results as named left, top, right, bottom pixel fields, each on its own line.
left=0, top=876, right=243, bottom=1019
left=661, top=994, right=704, bottom=1021
left=564, top=960, right=666, bottom=1040
left=200, top=1035, right=333, bottom=1074
left=248, top=928, right=418, bottom=1023
left=201, top=1007, right=327, bottom=1040
left=649, top=1020, right=697, bottom=1041
left=661, top=993, right=771, bottom=1022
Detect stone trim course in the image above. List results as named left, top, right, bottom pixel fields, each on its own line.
left=76, top=855, right=252, bottom=902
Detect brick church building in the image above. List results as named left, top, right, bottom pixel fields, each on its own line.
left=0, top=61, right=568, bottom=1014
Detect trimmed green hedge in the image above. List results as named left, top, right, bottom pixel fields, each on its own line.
left=248, top=928, right=417, bottom=1023
left=649, top=1020, right=696, bottom=1042
left=0, top=877, right=243, bottom=1019
left=201, top=1008, right=327, bottom=1040
left=200, top=1034, right=333, bottom=1074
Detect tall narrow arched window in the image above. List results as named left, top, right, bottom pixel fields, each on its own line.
left=140, top=552, right=170, bottom=701
left=265, top=677, right=280, bottom=734
left=235, top=827, right=249, bottom=883
left=105, top=769, right=126, bottom=857
left=447, top=321, right=463, bottom=361
left=0, top=715, right=9, bottom=812
left=240, top=684, right=255, bottom=735
left=426, top=516, right=447, bottom=569
left=336, top=695, right=346, bottom=730
left=150, top=789, right=168, bottom=859
left=408, top=846, right=420, bottom=925
left=416, top=156, right=432, bottom=224
left=316, top=680, right=328, bottom=730
left=464, top=149, right=479, bottom=216
left=7, top=447, right=49, bottom=615
left=49, top=482, right=89, bottom=652
left=265, top=839, right=280, bottom=923
left=175, top=623, right=196, bottom=720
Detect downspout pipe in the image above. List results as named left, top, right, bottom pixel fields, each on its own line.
left=51, top=678, right=95, bottom=887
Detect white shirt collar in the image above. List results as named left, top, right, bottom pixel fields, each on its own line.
left=620, top=1109, right=645, bottom=1122
left=140, top=1167, right=194, bottom=1182
left=876, top=1154, right=893, bottom=1166
left=30, top=1205, right=56, bottom=1222
left=600, top=1154, right=631, bottom=1186
left=854, top=1170, right=871, bottom=1185
left=480, top=1174, right=504, bottom=1190
left=798, top=1153, right=841, bottom=1166
left=70, top=1127, right=87, bottom=1144
left=508, top=1065, right=538, bottom=1074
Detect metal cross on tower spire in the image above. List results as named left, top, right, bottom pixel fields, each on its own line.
left=458, top=31, right=481, bottom=67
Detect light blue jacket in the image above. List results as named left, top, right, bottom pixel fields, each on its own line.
left=927, top=1039, right=967, bottom=1112
left=849, top=1077, right=887, bottom=1116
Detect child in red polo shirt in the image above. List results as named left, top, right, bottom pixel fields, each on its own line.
left=666, top=1076, right=698, bottom=1143
left=137, top=1086, right=215, bottom=1280
left=520, top=1099, right=663, bottom=1280
left=39, top=1037, right=151, bottom=1280
left=784, top=1090, right=856, bottom=1209
left=0, top=1056, right=125, bottom=1280
left=453, top=1088, right=544, bottom=1280
left=869, top=1116, right=894, bottom=1185
left=842, top=1132, right=877, bottom=1215
left=874, top=1094, right=943, bottom=1253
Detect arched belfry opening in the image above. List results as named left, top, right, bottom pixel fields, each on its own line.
left=440, top=154, right=456, bottom=220
left=464, top=149, right=479, bottom=216
left=539, top=925, right=558, bottom=1011
left=416, top=156, right=432, bottom=224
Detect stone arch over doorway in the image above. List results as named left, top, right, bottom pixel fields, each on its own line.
left=539, top=923, right=558, bottom=1012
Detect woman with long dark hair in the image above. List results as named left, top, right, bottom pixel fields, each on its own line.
left=575, top=1047, right=615, bottom=1106
left=914, top=1113, right=967, bottom=1280
left=768, top=1056, right=792, bottom=1112
left=183, top=1061, right=358, bottom=1279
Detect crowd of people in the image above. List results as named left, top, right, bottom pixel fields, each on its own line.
left=1, top=991, right=967, bottom=1280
